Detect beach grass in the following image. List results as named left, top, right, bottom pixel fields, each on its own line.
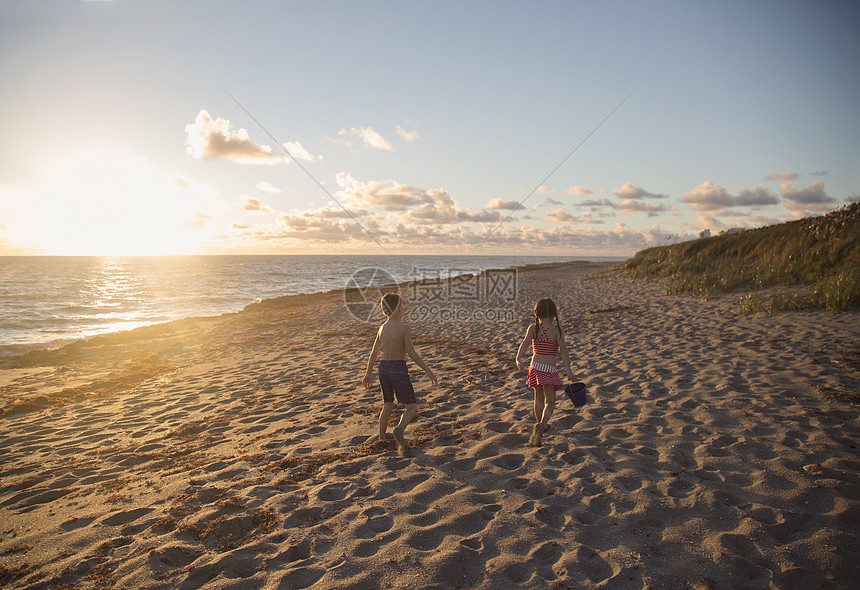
left=618, top=202, right=860, bottom=312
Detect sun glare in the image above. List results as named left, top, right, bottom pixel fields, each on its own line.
left=19, top=151, right=206, bottom=256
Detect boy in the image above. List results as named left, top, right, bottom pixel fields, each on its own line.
left=362, top=293, right=437, bottom=456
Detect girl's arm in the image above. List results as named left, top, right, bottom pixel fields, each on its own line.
left=362, top=330, right=382, bottom=388
left=515, top=325, right=535, bottom=369
left=404, top=325, right=438, bottom=385
left=558, top=331, right=574, bottom=381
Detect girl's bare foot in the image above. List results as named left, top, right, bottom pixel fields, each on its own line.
left=529, top=423, right=543, bottom=447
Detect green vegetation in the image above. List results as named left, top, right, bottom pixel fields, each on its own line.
left=618, top=202, right=860, bottom=313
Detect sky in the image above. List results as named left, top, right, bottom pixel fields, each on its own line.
left=1, top=0, right=858, bottom=257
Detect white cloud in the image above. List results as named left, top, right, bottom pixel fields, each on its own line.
left=396, top=125, right=420, bottom=141
left=580, top=211, right=605, bottom=225
left=238, top=196, right=273, bottom=213
left=736, top=185, right=778, bottom=207
left=545, top=208, right=579, bottom=224
left=282, top=141, right=316, bottom=161
left=185, top=110, right=282, bottom=164
left=334, top=173, right=501, bottom=225
left=617, top=199, right=667, bottom=216
left=338, top=126, right=393, bottom=150
left=173, top=175, right=217, bottom=193
left=682, top=181, right=778, bottom=211
left=336, top=173, right=428, bottom=211
left=780, top=181, right=836, bottom=214
left=567, top=185, right=594, bottom=196
left=614, top=183, right=668, bottom=200
left=766, top=169, right=799, bottom=183
left=404, top=190, right=501, bottom=224
left=256, top=181, right=281, bottom=194
left=536, top=186, right=555, bottom=194
left=485, top=198, right=525, bottom=210
left=186, top=213, right=209, bottom=229
left=576, top=198, right=615, bottom=209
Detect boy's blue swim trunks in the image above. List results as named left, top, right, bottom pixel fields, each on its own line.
left=378, top=360, right=417, bottom=405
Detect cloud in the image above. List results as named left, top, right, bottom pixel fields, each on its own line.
left=220, top=197, right=676, bottom=254
left=576, top=198, right=616, bottom=209
left=336, top=173, right=429, bottom=211
left=238, top=196, right=273, bottom=213
left=736, top=185, right=779, bottom=207
left=567, top=186, right=593, bottom=197
left=282, top=141, right=316, bottom=161
left=185, top=110, right=281, bottom=164
left=338, top=126, right=392, bottom=150
left=536, top=186, right=555, bottom=194
left=172, top=176, right=217, bottom=194
left=681, top=181, right=778, bottom=211
left=580, top=211, right=605, bottom=225
left=256, top=182, right=281, bottom=194
left=335, top=173, right=502, bottom=224
left=272, top=213, right=370, bottom=242
left=541, top=197, right=564, bottom=208
left=404, top=190, right=502, bottom=224
left=186, top=213, right=209, bottom=230
left=312, top=207, right=372, bottom=219
left=396, top=125, right=420, bottom=141
left=545, top=208, right=579, bottom=224
left=485, top=198, right=525, bottom=210
left=766, top=169, right=799, bottom=182
left=617, top=199, right=667, bottom=216
left=780, top=181, right=836, bottom=214
left=614, top=183, right=668, bottom=200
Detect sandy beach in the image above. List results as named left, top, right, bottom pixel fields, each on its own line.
left=1, top=261, right=858, bottom=589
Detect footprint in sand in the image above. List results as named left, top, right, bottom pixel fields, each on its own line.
left=491, top=453, right=525, bottom=471
left=316, top=482, right=349, bottom=502
left=101, top=507, right=154, bottom=527
left=460, top=537, right=483, bottom=551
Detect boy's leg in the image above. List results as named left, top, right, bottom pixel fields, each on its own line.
left=393, top=403, right=418, bottom=455
left=396, top=403, right=418, bottom=432
left=379, top=402, right=395, bottom=442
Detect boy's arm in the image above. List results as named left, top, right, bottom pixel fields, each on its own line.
left=403, top=324, right=438, bottom=385
left=362, top=330, right=382, bottom=388
left=558, top=332, right=574, bottom=381
left=515, top=325, right=535, bottom=369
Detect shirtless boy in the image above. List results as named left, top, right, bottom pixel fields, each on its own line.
left=362, top=293, right=437, bottom=456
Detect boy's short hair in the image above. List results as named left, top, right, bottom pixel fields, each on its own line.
left=381, top=292, right=401, bottom=316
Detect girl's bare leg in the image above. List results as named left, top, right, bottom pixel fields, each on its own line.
left=530, top=387, right=546, bottom=446
left=540, top=386, right=556, bottom=428
left=533, top=387, right=545, bottom=423
left=379, top=401, right=394, bottom=442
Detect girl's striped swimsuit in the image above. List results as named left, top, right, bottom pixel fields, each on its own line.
left=527, top=336, right=563, bottom=389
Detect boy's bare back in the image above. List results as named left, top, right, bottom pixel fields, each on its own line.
left=378, top=318, right=408, bottom=360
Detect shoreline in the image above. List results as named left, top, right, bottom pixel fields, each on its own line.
left=1, top=261, right=858, bottom=588
left=1, top=259, right=612, bottom=363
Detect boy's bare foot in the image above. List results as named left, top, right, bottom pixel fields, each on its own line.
left=393, top=427, right=410, bottom=457
left=529, top=423, right=543, bottom=447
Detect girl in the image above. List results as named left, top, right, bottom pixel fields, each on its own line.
left=516, top=298, right=574, bottom=447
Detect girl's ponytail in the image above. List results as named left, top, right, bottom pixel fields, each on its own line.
left=555, top=308, right=563, bottom=338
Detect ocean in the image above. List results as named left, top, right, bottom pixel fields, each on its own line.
left=0, top=255, right=623, bottom=356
